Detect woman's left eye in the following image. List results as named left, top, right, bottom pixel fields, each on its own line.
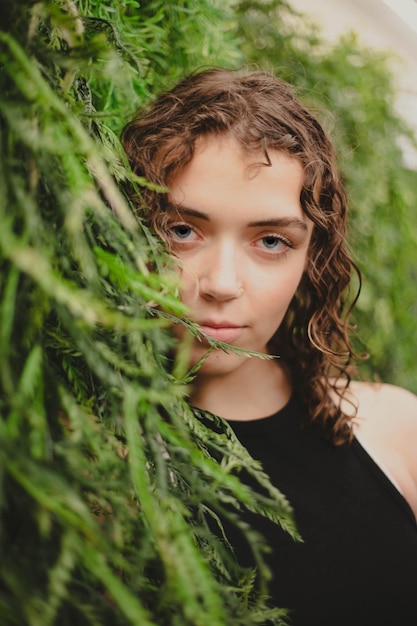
left=257, top=235, right=291, bottom=252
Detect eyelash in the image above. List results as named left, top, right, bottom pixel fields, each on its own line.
left=256, top=233, right=293, bottom=254
left=167, top=223, right=294, bottom=256
left=169, top=223, right=195, bottom=241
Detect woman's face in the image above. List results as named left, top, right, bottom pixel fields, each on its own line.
left=167, top=134, right=313, bottom=377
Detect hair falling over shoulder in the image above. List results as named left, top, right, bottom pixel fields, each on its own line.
left=121, top=67, right=364, bottom=445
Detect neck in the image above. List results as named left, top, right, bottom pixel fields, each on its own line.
left=190, top=358, right=292, bottom=421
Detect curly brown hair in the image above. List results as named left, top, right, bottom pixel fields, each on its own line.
left=121, top=67, right=362, bottom=444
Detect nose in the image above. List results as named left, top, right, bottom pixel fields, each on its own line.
left=198, top=240, right=243, bottom=302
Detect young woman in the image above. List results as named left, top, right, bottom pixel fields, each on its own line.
left=122, top=68, right=417, bottom=625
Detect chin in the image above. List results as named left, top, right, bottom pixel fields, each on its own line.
left=192, top=348, right=247, bottom=376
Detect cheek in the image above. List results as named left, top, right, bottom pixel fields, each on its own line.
left=257, top=269, right=305, bottom=320
left=170, top=259, right=199, bottom=303
left=260, top=265, right=304, bottom=300
left=180, top=275, right=199, bottom=307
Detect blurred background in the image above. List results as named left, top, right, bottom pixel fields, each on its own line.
left=291, top=0, right=417, bottom=168
left=270, top=0, right=417, bottom=388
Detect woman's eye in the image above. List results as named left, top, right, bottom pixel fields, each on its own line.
left=169, top=224, right=194, bottom=240
left=258, top=235, right=290, bottom=252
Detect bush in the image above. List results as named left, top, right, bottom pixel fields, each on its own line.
left=0, top=2, right=294, bottom=624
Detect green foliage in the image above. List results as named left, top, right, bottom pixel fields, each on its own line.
left=75, top=0, right=242, bottom=130
left=234, top=0, right=417, bottom=391
left=0, top=1, right=293, bottom=625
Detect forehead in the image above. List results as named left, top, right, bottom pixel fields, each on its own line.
left=169, top=134, right=307, bottom=221
left=173, top=132, right=305, bottom=181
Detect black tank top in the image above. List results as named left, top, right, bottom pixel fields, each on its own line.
left=227, top=394, right=417, bottom=626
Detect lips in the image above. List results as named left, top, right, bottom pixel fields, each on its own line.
left=198, top=322, right=245, bottom=343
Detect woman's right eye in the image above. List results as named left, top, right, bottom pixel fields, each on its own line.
left=168, top=223, right=195, bottom=241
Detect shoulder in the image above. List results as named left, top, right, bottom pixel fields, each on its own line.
left=349, top=380, right=417, bottom=421
left=350, top=381, right=417, bottom=430
left=333, top=379, right=417, bottom=431
left=347, top=381, right=417, bottom=519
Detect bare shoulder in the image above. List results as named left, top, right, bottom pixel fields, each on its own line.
left=348, top=380, right=417, bottom=430
left=347, top=380, right=417, bottom=518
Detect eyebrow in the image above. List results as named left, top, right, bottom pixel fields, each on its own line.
left=173, top=206, right=309, bottom=233
left=247, top=218, right=309, bottom=232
